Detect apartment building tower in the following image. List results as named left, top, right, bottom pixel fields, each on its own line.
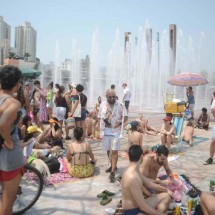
left=15, top=22, right=37, bottom=62
left=0, top=16, right=11, bottom=64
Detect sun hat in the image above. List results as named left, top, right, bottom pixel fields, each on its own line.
left=27, top=125, right=42, bottom=134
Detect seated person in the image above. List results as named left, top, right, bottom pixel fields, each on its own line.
left=127, top=121, right=148, bottom=154
left=65, top=127, right=96, bottom=178
left=21, top=115, right=32, bottom=140
left=197, top=107, right=210, bottom=130
left=200, top=192, right=215, bottom=215
left=137, top=113, right=159, bottom=135
left=121, top=145, right=172, bottom=215
left=181, top=121, right=194, bottom=147
left=141, top=145, right=174, bottom=186
left=85, top=113, right=93, bottom=137
left=160, top=116, right=176, bottom=149
left=37, top=117, right=64, bottom=151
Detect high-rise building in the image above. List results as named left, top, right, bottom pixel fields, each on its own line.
left=169, top=24, right=177, bottom=75
left=15, top=22, right=37, bottom=62
left=0, top=16, right=11, bottom=64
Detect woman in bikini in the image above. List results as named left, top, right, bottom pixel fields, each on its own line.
left=66, top=127, right=96, bottom=178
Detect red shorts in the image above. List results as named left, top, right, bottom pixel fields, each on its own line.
left=0, top=167, right=24, bottom=182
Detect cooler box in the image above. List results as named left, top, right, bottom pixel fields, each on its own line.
left=165, top=102, right=177, bottom=113
left=177, top=101, right=186, bottom=113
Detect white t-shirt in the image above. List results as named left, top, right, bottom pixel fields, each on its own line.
left=123, top=87, right=131, bottom=101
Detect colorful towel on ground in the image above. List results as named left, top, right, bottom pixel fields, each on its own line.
left=48, top=172, right=79, bottom=185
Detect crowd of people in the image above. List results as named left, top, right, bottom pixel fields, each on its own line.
left=0, top=65, right=215, bottom=214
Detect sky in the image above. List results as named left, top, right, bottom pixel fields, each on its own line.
left=0, top=0, right=215, bottom=71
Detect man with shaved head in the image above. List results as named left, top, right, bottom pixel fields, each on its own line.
left=100, top=89, right=128, bottom=182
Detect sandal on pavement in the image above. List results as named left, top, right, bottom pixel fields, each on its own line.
left=100, top=195, right=112, bottom=206
left=97, top=190, right=115, bottom=198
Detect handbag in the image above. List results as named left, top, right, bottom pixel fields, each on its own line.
left=66, top=117, right=75, bottom=129
left=73, top=95, right=81, bottom=117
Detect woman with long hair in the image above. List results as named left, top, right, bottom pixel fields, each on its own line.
left=46, top=81, right=54, bottom=120
left=69, top=84, right=87, bottom=140
left=66, top=127, right=96, bottom=178
left=54, top=86, right=71, bottom=140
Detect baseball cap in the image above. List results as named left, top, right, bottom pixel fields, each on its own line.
left=27, top=125, right=42, bottom=134
left=163, top=116, right=172, bottom=121
left=48, top=117, right=59, bottom=124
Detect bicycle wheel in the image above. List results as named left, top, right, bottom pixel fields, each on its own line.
left=12, top=164, right=43, bottom=215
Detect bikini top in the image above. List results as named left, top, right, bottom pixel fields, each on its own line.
left=70, top=142, right=89, bottom=162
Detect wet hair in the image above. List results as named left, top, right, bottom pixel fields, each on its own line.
left=55, top=83, right=60, bottom=89
left=187, top=121, right=194, bottom=127
left=130, top=121, right=139, bottom=132
left=156, top=145, right=169, bottom=157
left=74, top=127, right=83, bottom=141
left=58, top=86, right=65, bottom=95
left=128, top=145, right=143, bottom=162
left=76, top=84, right=84, bottom=92
left=110, top=84, right=115, bottom=90
left=22, top=115, right=32, bottom=127
left=202, top=107, right=207, bottom=113
left=49, top=81, right=53, bottom=89
left=33, top=80, right=40, bottom=85
left=188, top=86, right=192, bottom=90
left=0, top=65, right=23, bottom=90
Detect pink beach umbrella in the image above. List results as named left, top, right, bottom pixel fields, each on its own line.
left=168, top=73, right=208, bottom=87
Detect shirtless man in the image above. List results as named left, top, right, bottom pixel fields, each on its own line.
left=127, top=121, right=149, bottom=154
left=121, top=145, right=172, bottom=215
left=200, top=192, right=215, bottom=215
left=141, top=145, right=174, bottom=186
left=197, top=107, right=210, bottom=130
left=181, top=121, right=194, bottom=147
left=160, top=116, right=176, bottom=149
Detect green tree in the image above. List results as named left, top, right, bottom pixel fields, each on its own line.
left=24, top=52, right=31, bottom=61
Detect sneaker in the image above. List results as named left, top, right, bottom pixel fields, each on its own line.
left=65, top=136, right=71, bottom=140
left=204, top=158, right=213, bottom=165
left=109, top=172, right=115, bottom=183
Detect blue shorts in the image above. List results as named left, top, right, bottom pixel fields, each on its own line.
left=74, top=107, right=87, bottom=122
left=122, top=208, right=145, bottom=215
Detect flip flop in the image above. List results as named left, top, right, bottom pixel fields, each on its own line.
left=100, top=195, right=112, bottom=206
left=97, top=190, right=115, bottom=198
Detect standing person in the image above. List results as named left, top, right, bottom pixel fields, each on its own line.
left=100, top=89, right=128, bottom=182
left=122, top=83, right=131, bottom=114
left=121, top=145, right=172, bottom=215
left=24, top=82, right=31, bottom=115
left=54, top=86, right=71, bottom=140
left=0, top=65, right=24, bottom=215
left=186, top=86, right=195, bottom=119
left=46, top=81, right=54, bottom=120
left=211, top=91, right=215, bottom=120
left=33, top=80, right=48, bottom=130
left=69, top=84, right=87, bottom=140
left=204, top=124, right=215, bottom=165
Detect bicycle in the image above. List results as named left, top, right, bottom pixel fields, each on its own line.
left=12, top=164, right=43, bottom=215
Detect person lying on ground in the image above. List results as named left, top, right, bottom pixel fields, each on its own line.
left=141, top=145, right=174, bottom=187
left=65, top=127, right=97, bottom=178
left=160, top=116, right=176, bottom=149
left=137, top=113, right=159, bottom=135
left=181, top=121, right=194, bottom=147
left=197, top=107, right=210, bottom=130
left=121, top=145, right=172, bottom=215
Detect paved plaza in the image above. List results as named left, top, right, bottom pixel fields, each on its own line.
left=25, top=111, right=215, bottom=215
